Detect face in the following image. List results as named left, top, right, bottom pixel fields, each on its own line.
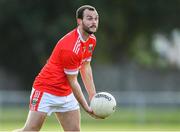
left=80, top=9, right=99, bottom=34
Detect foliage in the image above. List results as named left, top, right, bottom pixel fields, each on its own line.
left=0, top=0, right=180, bottom=87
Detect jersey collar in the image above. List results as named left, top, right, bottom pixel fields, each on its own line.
left=77, top=28, right=89, bottom=43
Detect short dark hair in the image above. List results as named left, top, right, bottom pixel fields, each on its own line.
left=76, top=5, right=96, bottom=19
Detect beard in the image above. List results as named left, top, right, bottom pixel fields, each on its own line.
left=83, top=27, right=94, bottom=34
left=82, top=22, right=97, bottom=35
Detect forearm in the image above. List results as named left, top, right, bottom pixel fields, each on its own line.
left=67, top=76, right=89, bottom=111
left=80, top=62, right=96, bottom=100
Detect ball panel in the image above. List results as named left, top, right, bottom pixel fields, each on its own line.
left=90, top=92, right=116, bottom=118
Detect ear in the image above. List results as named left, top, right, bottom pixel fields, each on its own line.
left=77, top=18, right=82, bottom=25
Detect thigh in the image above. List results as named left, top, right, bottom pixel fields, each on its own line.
left=55, top=109, right=80, bottom=131
left=23, top=110, right=47, bottom=131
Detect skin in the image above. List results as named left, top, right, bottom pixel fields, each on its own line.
left=13, top=8, right=101, bottom=132
left=77, top=9, right=99, bottom=41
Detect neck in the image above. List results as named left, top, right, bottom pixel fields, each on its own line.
left=78, top=26, right=89, bottom=41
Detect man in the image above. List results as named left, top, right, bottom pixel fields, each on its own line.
left=13, top=5, right=100, bottom=132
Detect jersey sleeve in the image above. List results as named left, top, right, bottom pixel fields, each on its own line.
left=60, top=50, right=80, bottom=75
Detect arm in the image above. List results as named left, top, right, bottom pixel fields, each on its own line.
left=66, top=74, right=91, bottom=113
left=67, top=71, right=103, bottom=119
left=67, top=72, right=103, bottom=119
left=80, top=61, right=96, bottom=101
left=62, top=50, right=102, bottom=118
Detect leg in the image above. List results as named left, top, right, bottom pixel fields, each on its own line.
left=13, top=110, right=47, bottom=132
left=55, top=109, right=80, bottom=132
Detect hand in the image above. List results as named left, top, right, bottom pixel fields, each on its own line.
left=85, top=106, right=105, bottom=119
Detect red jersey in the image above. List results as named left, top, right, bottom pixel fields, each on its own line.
left=33, top=28, right=96, bottom=96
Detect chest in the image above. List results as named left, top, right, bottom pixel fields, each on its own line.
left=82, top=43, right=94, bottom=55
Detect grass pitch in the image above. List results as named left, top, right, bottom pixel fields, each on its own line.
left=0, top=106, right=180, bottom=131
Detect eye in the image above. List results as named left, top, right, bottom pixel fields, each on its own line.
left=94, top=17, right=98, bottom=21
left=87, top=17, right=93, bottom=20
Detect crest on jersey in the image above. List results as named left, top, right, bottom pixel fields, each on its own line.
left=32, top=98, right=38, bottom=105
left=88, top=44, right=93, bottom=53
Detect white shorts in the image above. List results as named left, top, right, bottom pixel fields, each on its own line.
left=29, top=88, right=79, bottom=116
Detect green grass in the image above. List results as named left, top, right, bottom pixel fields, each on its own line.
left=0, top=107, right=180, bottom=131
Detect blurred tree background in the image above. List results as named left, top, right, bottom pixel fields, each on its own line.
left=0, top=0, right=180, bottom=90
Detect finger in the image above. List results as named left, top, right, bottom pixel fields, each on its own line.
left=89, top=112, right=105, bottom=119
left=92, top=111, right=105, bottom=119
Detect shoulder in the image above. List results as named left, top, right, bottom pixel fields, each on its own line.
left=89, top=34, right=96, bottom=41
left=59, top=29, right=78, bottom=43
left=89, top=34, right=96, bottom=47
left=89, top=34, right=96, bottom=48
left=56, top=28, right=80, bottom=51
